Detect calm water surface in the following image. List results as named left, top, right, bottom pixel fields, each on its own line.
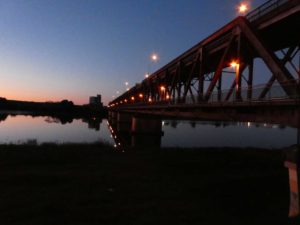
left=162, top=120, right=297, bottom=148
left=0, top=113, right=297, bottom=148
left=0, top=114, right=113, bottom=145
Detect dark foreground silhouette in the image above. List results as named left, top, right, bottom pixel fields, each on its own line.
left=0, top=144, right=299, bottom=225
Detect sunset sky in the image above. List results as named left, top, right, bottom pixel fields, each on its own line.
left=0, top=0, right=265, bottom=105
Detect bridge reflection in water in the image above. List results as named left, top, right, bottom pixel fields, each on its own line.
left=108, top=111, right=300, bottom=219
left=108, top=112, right=163, bottom=150
left=107, top=0, right=300, bottom=220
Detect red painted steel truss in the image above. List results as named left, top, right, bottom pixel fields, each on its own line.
left=110, top=0, right=300, bottom=107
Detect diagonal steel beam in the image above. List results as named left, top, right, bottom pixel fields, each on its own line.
left=204, top=34, right=236, bottom=101
left=225, top=80, right=236, bottom=101
left=183, top=52, right=201, bottom=100
left=237, top=17, right=298, bottom=98
left=259, top=45, right=298, bottom=99
left=224, top=64, right=246, bottom=101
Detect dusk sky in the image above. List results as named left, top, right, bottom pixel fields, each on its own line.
left=0, top=0, right=265, bottom=105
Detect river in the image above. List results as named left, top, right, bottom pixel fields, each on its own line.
left=0, top=111, right=297, bottom=148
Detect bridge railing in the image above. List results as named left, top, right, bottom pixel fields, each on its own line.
left=182, top=81, right=298, bottom=104
left=246, top=0, right=290, bottom=22
left=112, top=81, right=299, bottom=108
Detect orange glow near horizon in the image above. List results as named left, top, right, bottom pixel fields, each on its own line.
left=0, top=91, right=98, bottom=106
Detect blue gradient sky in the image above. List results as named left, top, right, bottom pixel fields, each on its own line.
left=0, top=0, right=264, bottom=105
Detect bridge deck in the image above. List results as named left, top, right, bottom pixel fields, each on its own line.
left=109, top=0, right=300, bottom=126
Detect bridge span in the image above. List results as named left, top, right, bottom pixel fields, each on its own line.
left=109, top=0, right=300, bottom=126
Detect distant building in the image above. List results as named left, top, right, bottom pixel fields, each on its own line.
left=89, top=94, right=103, bottom=107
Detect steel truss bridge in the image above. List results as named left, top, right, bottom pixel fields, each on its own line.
left=109, top=0, right=300, bottom=127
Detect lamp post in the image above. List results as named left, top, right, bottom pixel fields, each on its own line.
left=146, top=53, right=159, bottom=79
left=125, top=81, right=129, bottom=91
left=231, top=60, right=241, bottom=100
left=160, top=85, right=166, bottom=101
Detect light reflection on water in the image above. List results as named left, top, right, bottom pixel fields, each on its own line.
left=0, top=114, right=114, bottom=145
left=0, top=113, right=297, bottom=149
left=161, top=120, right=297, bottom=148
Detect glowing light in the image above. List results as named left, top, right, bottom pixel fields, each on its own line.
left=126, top=88, right=130, bottom=91
left=160, top=86, right=166, bottom=91
left=131, top=96, right=135, bottom=101
left=124, top=99, right=128, bottom=103
left=120, top=101, right=123, bottom=104
left=145, top=73, right=149, bottom=78
left=148, top=97, right=152, bottom=102
left=125, top=82, right=129, bottom=86
left=151, top=53, right=159, bottom=62
left=166, top=94, right=170, bottom=99
left=139, top=93, right=143, bottom=98
left=238, top=2, right=249, bottom=14
left=230, top=60, right=241, bottom=92
left=230, top=60, right=239, bottom=68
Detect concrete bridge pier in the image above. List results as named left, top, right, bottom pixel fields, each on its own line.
left=108, top=111, right=118, bottom=126
left=284, top=146, right=300, bottom=217
left=131, top=117, right=163, bottom=148
left=117, top=112, right=132, bottom=133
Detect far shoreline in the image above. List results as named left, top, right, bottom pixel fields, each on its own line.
left=0, top=98, right=108, bottom=118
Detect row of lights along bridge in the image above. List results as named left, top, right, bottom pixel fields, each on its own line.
left=109, top=59, right=240, bottom=107
left=111, top=2, right=249, bottom=102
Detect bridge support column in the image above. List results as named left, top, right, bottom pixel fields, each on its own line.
left=117, top=112, right=132, bottom=133
left=284, top=146, right=300, bottom=217
left=108, top=111, right=118, bottom=125
left=131, top=117, right=163, bottom=148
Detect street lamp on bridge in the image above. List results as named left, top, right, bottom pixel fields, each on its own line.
left=151, top=53, right=159, bottom=62
left=231, top=60, right=241, bottom=99
left=237, top=2, right=250, bottom=15
left=146, top=53, right=159, bottom=79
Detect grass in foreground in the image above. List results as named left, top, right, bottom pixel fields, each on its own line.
left=0, top=143, right=298, bottom=225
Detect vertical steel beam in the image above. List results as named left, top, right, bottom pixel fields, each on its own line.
left=238, top=17, right=298, bottom=98
left=198, top=48, right=205, bottom=102
left=247, top=59, right=254, bottom=100
left=225, top=80, right=236, bottom=101
left=183, top=51, right=201, bottom=102
left=259, top=46, right=298, bottom=99
left=205, top=34, right=236, bottom=101
left=176, top=62, right=183, bottom=103
left=217, top=76, right=222, bottom=101
left=236, top=31, right=243, bottom=101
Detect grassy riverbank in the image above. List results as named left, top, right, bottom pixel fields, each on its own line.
left=0, top=143, right=298, bottom=225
